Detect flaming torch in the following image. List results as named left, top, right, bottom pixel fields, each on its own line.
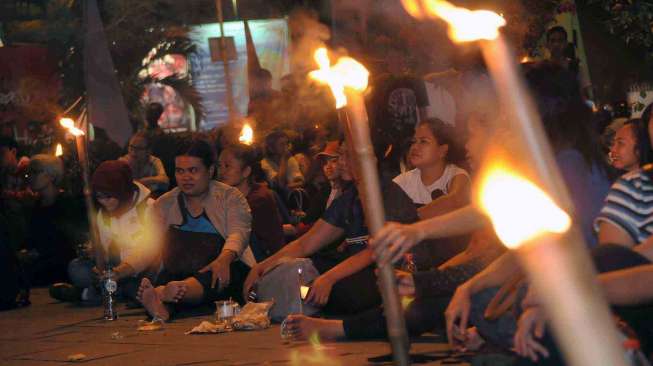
left=310, top=48, right=410, bottom=366
left=400, top=1, right=625, bottom=365
left=55, top=143, right=63, bottom=157
left=238, top=123, right=254, bottom=146
left=60, top=113, right=105, bottom=271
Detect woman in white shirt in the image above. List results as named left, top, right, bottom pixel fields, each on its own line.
left=393, top=118, right=471, bottom=219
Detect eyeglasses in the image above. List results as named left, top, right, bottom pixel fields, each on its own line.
left=95, top=192, right=116, bottom=200
left=128, top=144, right=148, bottom=151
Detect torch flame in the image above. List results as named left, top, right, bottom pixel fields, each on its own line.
left=59, top=117, right=85, bottom=137
left=479, top=166, right=571, bottom=249
left=238, top=123, right=254, bottom=145
left=309, top=48, right=369, bottom=109
left=401, top=0, right=506, bottom=42
left=55, top=143, right=63, bottom=157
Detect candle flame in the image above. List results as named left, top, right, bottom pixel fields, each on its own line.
left=55, top=143, right=63, bottom=157
left=400, top=0, right=506, bottom=42
left=238, top=123, right=254, bottom=145
left=59, top=117, right=85, bottom=137
left=479, top=166, right=571, bottom=249
left=309, top=48, right=369, bottom=109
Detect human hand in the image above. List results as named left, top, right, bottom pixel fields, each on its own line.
left=445, top=283, right=473, bottom=348
left=199, top=257, right=231, bottom=290
left=370, top=222, right=424, bottom=266
left=305, top=274, right=334, bottom=306
left=242, top=264, right=266, bottom=300
left=513, top=307, right=549, bottom=362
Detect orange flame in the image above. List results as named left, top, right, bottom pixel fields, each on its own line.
left=400, top=0, right=506, bottom=42
left=59, top=117, right=85, bottom=137
left=55, top=143, right=63, bottom=157
left=238, top=123, right=254, bottom=145
left=479, top=166, right=571, bottom=249
left=309, top=48, right=369, bottom=109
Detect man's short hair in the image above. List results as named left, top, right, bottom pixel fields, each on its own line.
left=30, top=154, right=64, bottom=186
left=546, top=26, right=568, bottom=41
left=0, top=136, right=18, bottom=150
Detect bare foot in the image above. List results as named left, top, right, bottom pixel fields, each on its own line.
left=459, top=326, right=485, bottom=352
left=284, top=314, right=344, bottom=341
left=160, top=281, right=187, bottom=303
left=137, top=278, right=169, bottom=321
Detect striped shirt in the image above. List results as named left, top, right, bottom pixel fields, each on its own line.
left=595, top=170, right=653, bottom=244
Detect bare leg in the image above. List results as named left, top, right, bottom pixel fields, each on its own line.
left=284, top=314, right=345, bottom=341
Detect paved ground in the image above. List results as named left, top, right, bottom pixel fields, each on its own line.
left=0, top=289, right=483, bottom=366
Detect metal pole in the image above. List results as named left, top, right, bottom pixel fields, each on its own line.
left=216, top=0, right=237, bottom=122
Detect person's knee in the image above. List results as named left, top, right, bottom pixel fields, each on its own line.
left=67, top=258, right=95, bottom=288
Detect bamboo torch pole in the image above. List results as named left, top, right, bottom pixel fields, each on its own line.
left=216, top=0, right=237, bottom=122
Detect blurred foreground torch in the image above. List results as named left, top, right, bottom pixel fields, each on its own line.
left=310, top=48, right=410, bottom=366
left=60, top=113, right=105, bottom=270
left=401, top=1, right=625, bottom=365
left=238, top=122, right=254, bottom=145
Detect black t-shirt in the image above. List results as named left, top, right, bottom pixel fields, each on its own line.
left=368, top=73, right=429, bottom=140
left=320, top=180, right=418, bottom=262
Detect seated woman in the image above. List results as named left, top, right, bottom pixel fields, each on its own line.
left=394, top=118, right=472, bottom=265
left=243, top=139, right=418, bottom=318
left=393, top=118, right=470, bottom=219
left=120, top=131, right=169, bottom=195
left=22, top=154, right=87, bottom=287
left=261, top=130, right=305, bottom=192
left=218, top=144, right=286, bottom=262
left=137, top=137, right=255, bottom=321
left=53, top=160, right=155, bottom=303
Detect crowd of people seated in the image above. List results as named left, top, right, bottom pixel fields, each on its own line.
left=3, top=56, right=653, bottom=365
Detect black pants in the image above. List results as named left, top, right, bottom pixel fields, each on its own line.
left=343, top=296, right=451, bottom=339
left=311, top=253, right=383, bottom=317
left=516, top=244, right=653, bottom=366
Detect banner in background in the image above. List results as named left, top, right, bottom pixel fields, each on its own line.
left=189, top=18, right=289, bottom=131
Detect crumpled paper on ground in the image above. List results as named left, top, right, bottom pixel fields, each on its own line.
left=186, top=301, right=273, bottom=335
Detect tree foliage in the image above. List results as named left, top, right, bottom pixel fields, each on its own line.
left=588, top=0, right=653, bottom=61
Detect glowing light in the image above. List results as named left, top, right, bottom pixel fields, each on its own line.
left=59, top=117, right=85, bottom=137
left=401, top=296, right=415, bottom=310
left=238, top=123, right=254, bottom=145
left=521, top=56, right=531, bottom=63
left=400, top=0, right=506, bottom=42
left=479, top=166, right=571, bottom=249
left=55, top=143, right=63, bottom=157
left=300, top=286, right=310, bottom=300
left=309, top=48, right=369, bottom=109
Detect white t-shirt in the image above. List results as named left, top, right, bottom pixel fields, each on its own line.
left=424, top=83, right=456, bottom=126
left=393, top=164, right=470, bottom=205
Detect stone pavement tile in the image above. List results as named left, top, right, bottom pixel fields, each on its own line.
left=0, top=339, right=70, bottom=360
left=6, top=342, right=156, bottom=364
left=2, top=360, right=71, bottom=366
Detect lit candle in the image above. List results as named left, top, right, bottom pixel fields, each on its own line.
left=401, top=1, right=625, bottom=366
left=310, top=48, right=410, bottom=366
